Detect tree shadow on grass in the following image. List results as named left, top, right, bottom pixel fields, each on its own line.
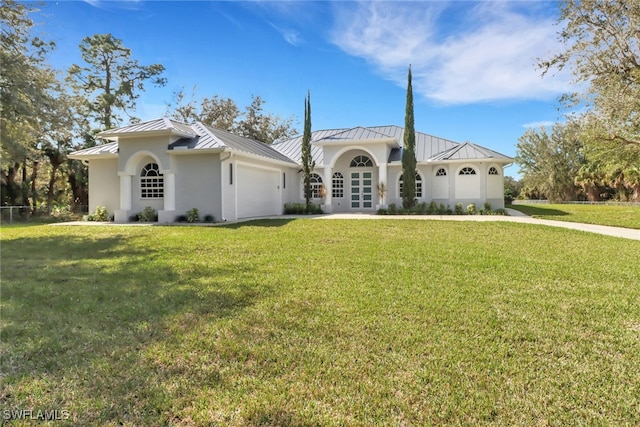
left=0, top=232, right=267, bottom=424
left=220, top=218, right=298, bottom=229
left=510, top=205, right=570, bottom=217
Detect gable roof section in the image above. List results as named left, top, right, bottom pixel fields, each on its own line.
left=98, top=118, right=196, bottom=139
left=315, top=126, right=397, bottom=144
left=428, top=142, right=512, bottom=161
left=177, top=123, right=297, bottom=164
left=67, top=141, right=118, bottom=159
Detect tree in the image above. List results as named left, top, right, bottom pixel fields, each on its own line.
left=165, top=86, right=239, bottom=130
left=235, top=95, right=296, bottom=144
left=0, top=0, right=60, bottom=208
left=515, top=122, right=584, bottom=202
left=540, top=0, right=640, bottom=199
left=67, top=33, right=167, bottom=130
left=401, top=66, right=417, bottom=209
left=301, top=91, right=315, bottom=212
left=166, top=90, right=297, bottom=144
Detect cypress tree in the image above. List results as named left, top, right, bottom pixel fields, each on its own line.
left=402, top=65, right=417, bottom=209
left=301, top=91, right=315, bottom=212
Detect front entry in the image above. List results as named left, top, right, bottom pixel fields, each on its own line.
left=350, top=171, right=373, bottom=209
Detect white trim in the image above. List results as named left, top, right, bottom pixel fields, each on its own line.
left=328, top=146, right=381, bottom=169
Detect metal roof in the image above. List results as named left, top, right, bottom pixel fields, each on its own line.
left=70, top=119, right=512, bottom=165
left=98, top=118, right=196, bottom=138
left=316, top=126, right=396, bottom=143
left=428, top=142, right=512, bottom=161
left=67, top=141, right=118, bottom=158
left=272, top=125, right=509, bottom=164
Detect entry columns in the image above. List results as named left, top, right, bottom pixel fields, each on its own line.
left=323, top=166, right=333, bottom=213
left=115, top=172, right=132, bottom=222
left=378, top=163, right=387, bottom=207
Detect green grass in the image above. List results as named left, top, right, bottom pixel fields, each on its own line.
left=509, top=203, right=640, bottom=229
left=2, top=220, right=640, bottom=426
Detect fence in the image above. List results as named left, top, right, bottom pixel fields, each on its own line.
left=0, top=205, right=89, bottom=224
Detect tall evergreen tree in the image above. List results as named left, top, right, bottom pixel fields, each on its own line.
left=301, top=91, right=315, bottom=212
left=67, top=33, right=166, bottom=130
left=401, top=66, right=417, bottom=209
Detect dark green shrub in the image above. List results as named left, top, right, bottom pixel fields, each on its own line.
left=87, top=206, right=108, bottom=221
left=388, top=203, right=398, bottom=215
left=437, top=203, right=447, bottom=215
left=204, top=214, right=215, bottom=222
left=187, top=208, right=199, bottom=223
left=175, top=215, right=188, bottom=222
left=454, top=203, right=464, bottom=215
left=138, top=206, right=157, bottom=222
left=483, top=202, right=492, bottom=213
left=426, top=201, right=438, bottom=215
left=376, top=208, right=388, bottom=215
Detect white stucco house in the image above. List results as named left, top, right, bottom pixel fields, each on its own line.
left=68, top=118, right=513, bottom=223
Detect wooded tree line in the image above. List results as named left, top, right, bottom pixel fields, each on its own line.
left=516, top=0, right=640, bottom=202
left=0, top=1, right=297, bottom=214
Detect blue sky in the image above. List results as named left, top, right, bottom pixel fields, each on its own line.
left=38, top=1, right=572, bottom=177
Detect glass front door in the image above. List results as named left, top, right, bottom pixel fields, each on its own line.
left=351, top=171, right=373, bottom=209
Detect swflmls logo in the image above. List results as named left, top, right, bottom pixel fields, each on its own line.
left=2, top=409, right=71, bottom=421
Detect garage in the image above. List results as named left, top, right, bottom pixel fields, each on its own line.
left=237, top=163, right=282, bottom=218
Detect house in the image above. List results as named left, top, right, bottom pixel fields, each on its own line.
left=68, top=118, right=513, bottom=222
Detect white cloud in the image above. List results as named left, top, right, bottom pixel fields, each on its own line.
left=269, top=22, right=304, bottom=46
left=522, top=120, right=555, bottom=129
left=331, top=1, right=572, bottom=105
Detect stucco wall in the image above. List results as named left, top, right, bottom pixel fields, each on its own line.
left=88, top=158, right=119, bottom=216
left=174, top=153, right=222, bottom=221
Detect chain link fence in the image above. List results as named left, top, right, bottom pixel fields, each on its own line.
left=0, top=205, right=89, bottom=224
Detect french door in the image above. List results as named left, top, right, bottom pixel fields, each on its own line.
left=350, top=171, right=373, bottom=209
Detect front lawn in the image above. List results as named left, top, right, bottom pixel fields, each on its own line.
left=2, top=221, right=639, bottom=425
left=509, top=203, right=640, bottom=229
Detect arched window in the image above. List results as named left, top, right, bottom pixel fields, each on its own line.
left=488, top=166, right=499, bottom=175
left=435, top=168, right=447, bottom=176
left=350, top=155, right=373, bottom=167
left=459, top=167, right=477, bottom=175
left=399, top=173, right=423, bottom=198
left=140, top=163, right=164, bottom=198
left=302, top=173, right=324, bottom=199
left=332, top=172, right=344, bottom=198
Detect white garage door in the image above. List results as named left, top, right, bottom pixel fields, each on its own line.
left=237, top=164, right=281, bottom=218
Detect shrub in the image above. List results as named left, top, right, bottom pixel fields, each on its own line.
left=446, top=206, right=453, bottom=215
left=284, top=203, right=323, bottom=214
left=187, top=208, right=199, bottom=223
left=87, top=206, right=109, bottom=222
left=137, top=206, right=157, bottom=222
left=483, top=202, right=492, bottom=213
left=454, top=203, right=464, bottom=215
left=493, top=208, right=507, bottom=216
left=388, top=203, right=398, bottom=215
left=175, top=215, right=188, bottom=222
left=466, top=203, right=477, bottom=215
left=426, top=201, right=438, bottom=215
left=284, top=203, right=306, bottom=214
left=437, top=203, right=447, bottom=215
left=376, top=208, right=388, bottom=215
left=415, top=202, right=428, bottom=214
left=204, top=214, right=215, bottom=223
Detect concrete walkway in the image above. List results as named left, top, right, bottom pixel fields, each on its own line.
left=52, top=210, right=640, bottom=241
left=313, top=210, right=640, bottom=241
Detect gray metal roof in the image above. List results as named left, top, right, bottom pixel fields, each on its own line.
left=67, top=141, right=118, bottom=158
left=272, top=125, right=509, bottom=164
left=71, top=119, right=297, bottom=164
left=186, top=123, right=298, bottom=164
left=428, top=142, right=512, bottom=161
left=71, top=119, right=512, bottom=165
left=98, top=118, right=196, bottom=138
left=316, top=126, right=396, bottom=143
